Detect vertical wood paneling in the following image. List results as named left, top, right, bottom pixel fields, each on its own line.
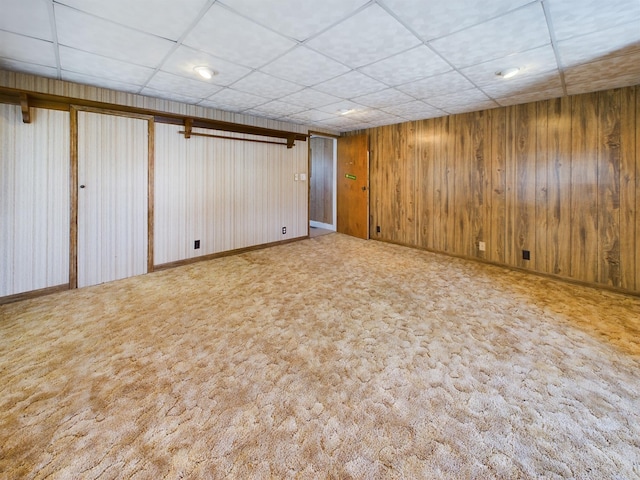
left=514, top=103, right=537, bottom=269
left=619, top=87, right=636, bottom=291
left=453, top=110, right=489, bottom=258
left=0, top=105, right=70, bottom=297
left=489, top=108, right=506, bottom=264
left=636, top=86, right=640, bottom=290
left=416, top=119, right=435, bottom=249
left=505, top=106, right=517, bottom=265
left=365, top=84, right=639, bottom=294
left=546, top=96, right=572, bottom=277
left=481, top=109, right=493, bottom=262
left=597, top=89, right=622, bottom=287
left=432, top=118, right=444, bottom=252
left=535, top=101, right=548, bottom=272
left=310, top=137, right=334, bottom=225
left=443, top=116, right=455, bottom=252
left=77, top=111, right=149, bottom=288
left=154, top=124, right=307, bottom=265
left=570, top=93, right=599, bottom=283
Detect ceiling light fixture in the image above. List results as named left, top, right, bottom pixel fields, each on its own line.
left=496, top=67, right=520, bottom=79
left=339, top=108, right=355, bottom=115
left=194, top=66, right=216, bottom=80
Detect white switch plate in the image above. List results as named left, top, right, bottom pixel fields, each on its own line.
left=299, top=173, right=307, bottom=181
left=478, top=241, right=486, bottom=251
left=294, top=173, right=299, bottom=181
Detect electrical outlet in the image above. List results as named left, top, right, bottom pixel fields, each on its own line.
left=478, top=241, right=486, bottom=251
left=522, top=249, right=530, bottom=260
left=282, top=227, right=286, bottom=235
left=194, top=240, right=200, bottom=249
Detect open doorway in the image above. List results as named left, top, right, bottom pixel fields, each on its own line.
left=309, top=134, right=337, bottom=236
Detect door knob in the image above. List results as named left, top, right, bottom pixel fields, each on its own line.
left=80, top=185, right=86, bottom=189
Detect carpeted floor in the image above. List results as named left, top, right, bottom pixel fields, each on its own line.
left=1, top=233, right=639, bottom=479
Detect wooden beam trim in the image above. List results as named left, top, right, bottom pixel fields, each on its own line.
left=19, top=93, right=30, bottom=123
left=0, top=86, right=307, bottom=144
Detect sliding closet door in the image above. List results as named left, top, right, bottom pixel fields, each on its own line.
left=77, top=110, right=149, bottom=288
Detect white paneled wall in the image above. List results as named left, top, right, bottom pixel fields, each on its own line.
left=154, top=124, right=308, bottom=265
left=77, top=111, right=149, bottom=287
left=0, top=105, right=70, bottom=296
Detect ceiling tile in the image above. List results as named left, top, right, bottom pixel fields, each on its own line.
left=59, top=46, right=155, bottom=85
left=55, top=0, right=209, bottom=41
left=358, top=45, right=452, bottom=86
left=353, top=88, right=414, bottom=108
left=279, top=88, right=342, bottom=108
left=480, top=70, right=563, bottom=98
left=242, top=109, right=282, bottom=120
left=252, top=101, right=307, bottom=117
left=381, top=100, right=444, bottom=118
left=204, top=88, right=269, bottom=110
left=63, top=71, right=142, bottom=94
left=564, top=51, right=640, bottom=94
left=348, top=109, right=399, bottom=123
left=146, top=71, right=223, bottom=99
left=284, top=109, right=335, bottom=122
left=231, top=71, right=304, bottom=99
left=557, top=20, right=640, bottom=68
left=546, top=0, right=640, bottom=41
left=0, top=58, right=58, bottom=78
left=317, top=115, right=366, bottom=129
left=496, top=87, right=565, bottom=107
left=0, top=0, right=53, bottom=41
left=55, top=5, right=176, bottom=68
left=182, top=4, right=295, bottom=68
left=313, top=71, right=387, bottom=99
left=424, top=88, right=494, bottom=110
left=260, top=46, right=350, bottom=87
left=380, top=0, right=531, bottom=41
left=218, top=0, right=368, bottom=41
left=306, top=4, right=421, bottom=68
left=316, top=100, right=363, bottom=115
left=140, top=86, right=202, bottom=104
left=160, top=45, right=251, bottom=87
left=460, top=45, right=559, bottom=86
left=397, top=71, right=476, bottom=99
left=430, top=3, right=550, bottom=68
left=0, top=31, right=56, bottom=67
left=443, top=101, right=500, bottom=114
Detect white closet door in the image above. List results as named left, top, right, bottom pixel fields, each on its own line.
left=77, top=111, right=148, bottom=288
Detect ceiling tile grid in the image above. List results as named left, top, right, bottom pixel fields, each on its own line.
left=0, top=0, right=639, bottom=132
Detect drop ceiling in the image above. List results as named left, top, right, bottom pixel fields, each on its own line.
left=1, top=0, right=639, bottom=132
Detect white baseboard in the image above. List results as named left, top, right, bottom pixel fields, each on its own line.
left=310, top=220, right=336, bottom=231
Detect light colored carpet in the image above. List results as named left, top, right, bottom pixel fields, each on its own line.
left=1, top=233, right=639, bottom=479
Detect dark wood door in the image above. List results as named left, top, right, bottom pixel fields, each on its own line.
left=337, top=134, right=369, bottom=239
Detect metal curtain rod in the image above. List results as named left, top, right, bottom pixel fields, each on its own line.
left=178, top=130, right=291, bottom=147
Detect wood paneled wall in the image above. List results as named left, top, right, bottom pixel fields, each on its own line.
left=310, top=136, right=334, bottom=225
left=0, top=105, right=70, bottom=296
left=154, top=124, right=308, bottom=265
left=365, top=86, right=639, bottom=294
left=0, top=71, right=313, bottom=300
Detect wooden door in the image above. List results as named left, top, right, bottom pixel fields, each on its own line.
left=337, top=134, right=369, bottom=239
left=77, top=110, right=149, bottom=288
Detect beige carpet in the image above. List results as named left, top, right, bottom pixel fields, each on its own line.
left=1, top=233, right=639, bottom=479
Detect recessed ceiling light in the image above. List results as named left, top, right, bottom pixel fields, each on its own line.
left=496, top=67, right=520, bottom=79
left=194, top=66, right=216, bottom=80
left=339, top=108, right=355, bottom=115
